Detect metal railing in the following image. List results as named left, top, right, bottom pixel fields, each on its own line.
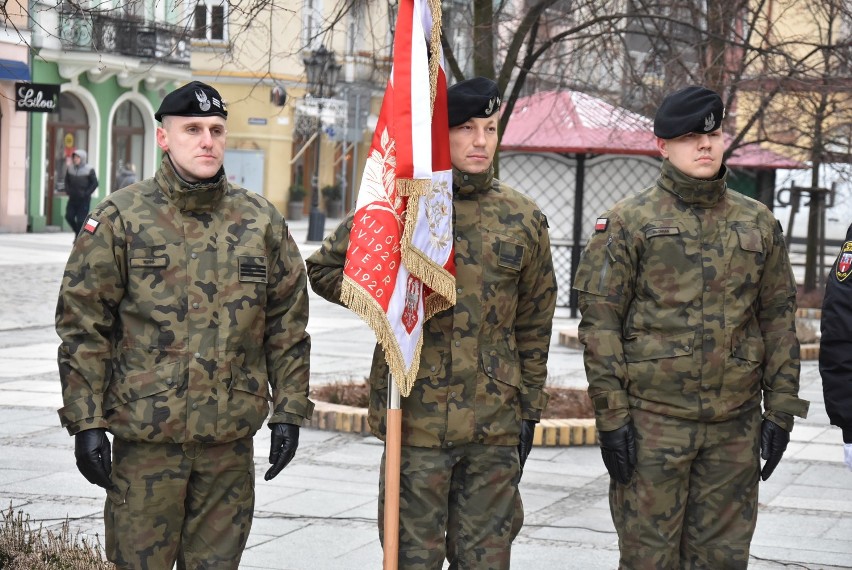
left=59, top=8, right=190, bottom=66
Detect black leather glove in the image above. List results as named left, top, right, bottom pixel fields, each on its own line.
left=74, top=428, right=115, bottom=490
left=517, top=419, right=537, bottom=477
left=265, top=423, right=300, bottom=481
left=598, top=422, right=637, bottom=484
left=760, top=418, right=790, bottom=481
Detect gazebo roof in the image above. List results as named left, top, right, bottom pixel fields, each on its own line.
left=501, top=90, right=805, bottom=170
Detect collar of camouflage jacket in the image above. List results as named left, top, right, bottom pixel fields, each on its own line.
left=658, top=159, right=728, bottom=209
left=155, top=154, right=227, bottom=212
left=452, top=165, right=494, bottom=197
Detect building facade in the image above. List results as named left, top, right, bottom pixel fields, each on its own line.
left=25, top=1, right=191, bottom=232
left=190, top=0, right=390, bottom=217
left=0, top=1, right=31, bottom=232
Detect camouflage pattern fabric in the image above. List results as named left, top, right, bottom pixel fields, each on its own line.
left=574, top=159, right=809, bottom=567
left=56, top=154, right=314, bottom=444
left=306, top=166, right=557, bottom=448
left=105, top=436, right=254, bottom=569
left=574, top=160, right=808, bottom=434
left=377, top=443, right=522, bottom=569
left=308, top=165, right=554, bottom=567
left=611, top=407, right=761, bottom=569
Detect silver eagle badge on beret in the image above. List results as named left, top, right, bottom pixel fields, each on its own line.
left=195, top=89, right=212, bottom=113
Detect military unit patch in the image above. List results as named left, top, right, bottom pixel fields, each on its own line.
left=238, top=256, right=268, bottom=283
left=836, top=241, right=852, bottom=282
left=595, top=218, right=608, bottom=232
left=83, top=218, right=99, bottom=234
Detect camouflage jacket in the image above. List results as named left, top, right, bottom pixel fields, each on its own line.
left=56, top=155, right=313, bottom=443
left=574, top=160, right=809, bottom=433
left=306, top=167, right=557, bottom=448
left=819, top=223, right=852, bottom=442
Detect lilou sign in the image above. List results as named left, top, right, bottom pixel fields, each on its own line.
left=15, top=82, right=59, bottom=113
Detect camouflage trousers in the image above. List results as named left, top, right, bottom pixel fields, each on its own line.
left=611, top=407, right=762, bottom=569
left=378, top=444, right=523, bottom=570
left=104, top=437, right=255, bottom=570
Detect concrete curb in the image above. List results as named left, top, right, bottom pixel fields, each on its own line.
left=309, top=401, right=598, bottom=447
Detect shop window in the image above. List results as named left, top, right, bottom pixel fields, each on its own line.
left=111, top=101, right=145, bottom=191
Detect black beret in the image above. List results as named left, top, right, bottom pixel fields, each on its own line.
left=447, top=77, right=501, bottom=127
left=155, top=81, right=228, bottom=122
left=653, top=86, right=725, bottom=139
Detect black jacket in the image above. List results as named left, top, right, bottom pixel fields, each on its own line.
left=820, top=222, right=852, bottom=443
left=64, top=149, right=98, bottom=202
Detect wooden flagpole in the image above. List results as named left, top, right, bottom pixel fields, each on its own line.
left=383, top=375, right=402, bottom=570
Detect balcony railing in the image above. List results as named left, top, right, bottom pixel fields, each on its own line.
left=59, top=8, right=190, bottom=67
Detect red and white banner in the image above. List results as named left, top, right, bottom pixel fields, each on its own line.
left=341, top=0, right=454, bottom=396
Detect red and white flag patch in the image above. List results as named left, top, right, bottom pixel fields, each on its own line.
left=595, top=218, right=608, bottom=232
left=83, top=217, right=99, bottom=234
left=836, top=241, right=852, bottom=282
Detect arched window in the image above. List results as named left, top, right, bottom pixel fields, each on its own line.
left=111, top=101, right=145, bottom=191
left=46, top=92, right=89, bottom=224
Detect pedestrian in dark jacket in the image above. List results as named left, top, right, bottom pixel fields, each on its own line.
left=64, top=149, right=98, bottom=237
left=819, top=222, right=852, bottom=471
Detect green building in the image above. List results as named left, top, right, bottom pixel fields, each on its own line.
left=27, top=1, right=190, bottom=231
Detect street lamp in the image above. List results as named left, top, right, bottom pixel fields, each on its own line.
left=303, top=45, right=341, bottom=242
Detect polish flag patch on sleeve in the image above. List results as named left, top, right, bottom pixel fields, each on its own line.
left=83, top=217, right=99, bottom=234
left=594, top=218, right=608, bottom=232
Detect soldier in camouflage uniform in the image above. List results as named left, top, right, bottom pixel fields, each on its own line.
left=574, top=86, right=810, bottom=569
left=55, top=81, right=313, bottom=570
left=306, top=77, right=557, bottom=569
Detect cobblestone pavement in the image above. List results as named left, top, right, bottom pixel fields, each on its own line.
left=0, top=226, right=850, bottom=569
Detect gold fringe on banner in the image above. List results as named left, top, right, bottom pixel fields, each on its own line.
left=400, top=193, right=457, bottom=304
left=396, top=177, right=430, bottom=198
left=341, top=277, right=423, bottom=397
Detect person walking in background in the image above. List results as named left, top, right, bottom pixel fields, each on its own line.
left=64, top=149, right=98, bottom=238
left=55, top=81, right=313, bottom=569
left=114, top=162, right=137, bottom=190
left=305, top=77, right=557, bottom=569
left=574, top=85, right=809, bottom=569
left=819, top=222, right=852, bottom=472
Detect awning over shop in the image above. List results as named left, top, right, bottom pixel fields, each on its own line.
left=0, top=59, right=31, bottom=82
left=501, top=90, right=806, bottom=170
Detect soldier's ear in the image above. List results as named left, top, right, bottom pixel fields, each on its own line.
left=656, top=137, right=669, bottom=158
left=156, top=127, right=169, bottom=153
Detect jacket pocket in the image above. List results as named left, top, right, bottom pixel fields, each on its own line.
left=221, top=245, right=269, bottom=349
left=731, top=332, right=764, bottom=363
left=104, top=359, right=184, bottom=442
left=623, top=330, right=695, bottom=362
left=221, top=362, right=271, bottom=439
left=623, top=331, right=696, bottom=401
left=477, top=346, right=523, bottom=430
